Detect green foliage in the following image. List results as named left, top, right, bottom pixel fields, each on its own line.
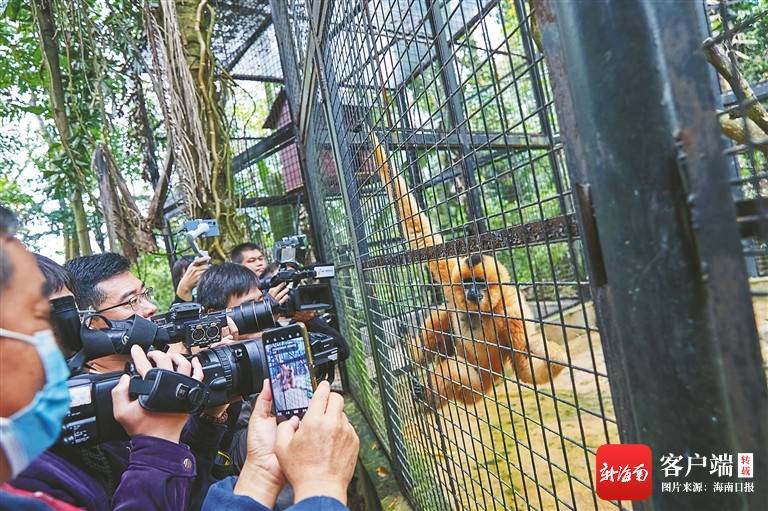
left=709, top=0, right=768, bottom=83
left=132, top=252, right=175, bottom=312
left=1, top=0, right=156, bottom=258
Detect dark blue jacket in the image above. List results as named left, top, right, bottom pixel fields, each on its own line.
left=202, top=477, right=348, bottom=511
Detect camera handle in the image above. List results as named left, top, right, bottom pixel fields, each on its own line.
left=128, top=368, right=210, bottom=414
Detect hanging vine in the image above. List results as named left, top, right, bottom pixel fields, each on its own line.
left=144, top=0, right=244, bottom=260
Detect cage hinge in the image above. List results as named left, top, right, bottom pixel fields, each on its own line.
left=735, top=197, right=768, bottom=241
left=575, top=183, right=607, bottom=287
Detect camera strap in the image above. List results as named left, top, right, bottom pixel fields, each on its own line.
left=128, top=368, right=209, bottom=414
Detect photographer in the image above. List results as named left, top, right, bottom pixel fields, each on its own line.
left=0, top=207, right=72, bottom=509
left=35, top=254, right=75, bottom=301
left=197, top=262, right=289, bottom=321
left=172, top=255, right=211, bottom=304
left=13, top=253, right=225, bottom=510
left=230, top=242, right=267, bottom=278
left=0, top=208, right=197, bottom=510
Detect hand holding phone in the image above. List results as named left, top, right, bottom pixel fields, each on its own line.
left=262, top=324, right=317, bottom=421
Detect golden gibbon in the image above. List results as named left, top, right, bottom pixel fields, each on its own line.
left=370, top=133, right=566, bottom=406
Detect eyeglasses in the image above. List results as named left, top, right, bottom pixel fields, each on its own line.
left=96, top=288, right=155, bottom=313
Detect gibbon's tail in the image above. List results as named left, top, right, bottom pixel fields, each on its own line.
left=369, top=130, right=453, bottom=285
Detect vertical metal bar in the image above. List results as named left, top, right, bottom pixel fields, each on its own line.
left=694, top=2, right=759, bottom=278
left=425, top=0, right=487, bottom=233
left=535, top=1, right=768, bottom=510
left=394, top=85, right=427, bottom=211
left=310, top=10, right=410, bottom=490
left=270, top=0, right=327, bottom=261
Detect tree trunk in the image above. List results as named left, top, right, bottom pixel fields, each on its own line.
left=64, top=232, right=72, bottom=261
left=174, top=0, right=244, bottom=259
left=31, top=0, right=94, bottom=256
left=71, top=188, right=92, bottom=256
left=94, top=147, right=119, bottom=252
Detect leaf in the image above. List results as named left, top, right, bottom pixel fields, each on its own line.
left=20, top=104, right=46, bottom=115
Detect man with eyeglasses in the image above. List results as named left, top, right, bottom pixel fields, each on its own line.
left=10, top=253, right=227, bottom=510
left=62, top=253, right=157, bottom=373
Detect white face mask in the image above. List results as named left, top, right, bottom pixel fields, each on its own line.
left=0, top=328, right=70, bottom=478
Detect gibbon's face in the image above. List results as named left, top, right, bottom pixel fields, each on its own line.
left=452, top=254, right=505, bottom=312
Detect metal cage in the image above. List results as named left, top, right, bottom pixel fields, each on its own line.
left=225, top=0, right=768, bottom=509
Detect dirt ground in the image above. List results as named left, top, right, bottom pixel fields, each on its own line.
left=397, top=279, right=766, bottom=511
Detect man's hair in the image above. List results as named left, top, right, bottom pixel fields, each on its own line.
left=229, top=242, right=263, bottom=263
left=171, top=256, right=195, bottom=291
left=35, top=253, right=74, bottom=297
left=0, top=204, right=18, bottom=291
left=197, top=262, right=260, bottom=311
left=64, top=253, right=132, bottom=309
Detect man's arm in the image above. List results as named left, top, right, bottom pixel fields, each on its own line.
left=110, top=347, right=206, bottom=511
left=202, top=476, right=348, bottom=511
left=112, top=436, right=196, bottom=511
left=180, top=412, right=229, bottom=511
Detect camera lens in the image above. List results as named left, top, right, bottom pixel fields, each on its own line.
left=195, top=340, right=266, bottom=407
left=50, top=295, right=82, bottom=355
left=229, top=299, right=275, bottom=335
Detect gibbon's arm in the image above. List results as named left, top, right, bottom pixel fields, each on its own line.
left=504, top=312, right=566, bottom=385
left=370, top=131, right=453, bottom=286
left=408, top=307, right=453, bottom=364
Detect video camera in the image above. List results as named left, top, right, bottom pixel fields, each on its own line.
left=261, top=235, right=336, bottom=315
left=53, top=295, right=276, bottom=373
left=61, top=323, right=343, bottom=446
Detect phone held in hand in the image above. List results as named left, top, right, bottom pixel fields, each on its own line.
left=263, top=323, right=317, bottom=421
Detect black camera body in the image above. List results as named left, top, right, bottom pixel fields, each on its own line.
left=60, top=325, right=345, bottom=447
left=58, top=296, right=277, bottom=374
left=263, top=235, right=336, bottom=315
left=152, top=302, right=227, bottom=349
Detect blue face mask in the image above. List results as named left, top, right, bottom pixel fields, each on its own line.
left=0, top=328, right=70, bottom=478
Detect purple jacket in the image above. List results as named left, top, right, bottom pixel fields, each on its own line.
left=11, top=416, right=226, bottom=511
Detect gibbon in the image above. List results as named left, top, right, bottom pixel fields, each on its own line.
left=370, top=133, right=566, bottom=406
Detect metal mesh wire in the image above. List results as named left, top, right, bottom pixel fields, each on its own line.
left=303, top=86, right=393, bottom=444
left=190, top=0, right=767, bottom=509
left=298, top=0, right=621, bottom=509
left=705, top=0, right=768, bottom=276
left=206, top=1, right=307, bottom=249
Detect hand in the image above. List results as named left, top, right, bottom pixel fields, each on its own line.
left=274, top=381, right=359, bottom=505
left=112, top=345, right=203, bottom=443
left=176, top=256, right=210, bottom=301
left=292, top=310, right=319, bottom=323
left=234, top=381, right=284, bottom=507
left=268, top=282, right=290, bottom=306
left=216, top=316, right=240, bottom=346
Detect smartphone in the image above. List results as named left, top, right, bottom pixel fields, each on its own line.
left=262, top=323, right=317, bottom=421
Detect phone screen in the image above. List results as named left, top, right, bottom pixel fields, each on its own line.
left=264, top=325, right=316, bottom=420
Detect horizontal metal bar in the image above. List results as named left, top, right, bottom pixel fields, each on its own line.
left=229, top=73, right=284, bottom=83
left=361, top=214, right=579, bottom=268
left=240, top=192, right=305, bottom=208
left=736, top=197, right=768, bottom=240
left=232, top=124, right=295, bottom=173
left=340, top=128, right=553, bottom=150
left=722, top=79, right=768, bottom=105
